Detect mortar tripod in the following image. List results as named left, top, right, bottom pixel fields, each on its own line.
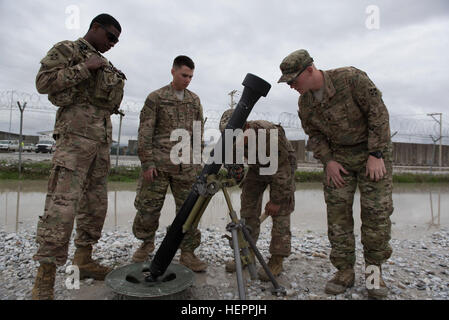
left=183, top=173, right=286, bottom=300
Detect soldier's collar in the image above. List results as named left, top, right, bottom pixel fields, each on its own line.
left=308, top=70, right=336, bottom=107
left=167, top=83, right=193, bottom=103
left=321, top=70, right=336, bottom=100
left=77, top=38, right=99, bottom=53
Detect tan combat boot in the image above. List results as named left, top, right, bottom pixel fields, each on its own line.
left=32, top=262, right=56, bottom=300
left=225, top=260, right=239, bottom=273
left=226, top=260, right=251, bottom=273
left=132, top=241, right=155, bottom=263
left=225, top=252, right=255, bottom=273
left=180, top=251, right=207, bottom=272
left=366, top=265, right=389, bottom=299
left=325, top=268, right=355, bottom=294
left=258, top=255, right=284, bottom=282
left=73, top=245, right=112, bottom=280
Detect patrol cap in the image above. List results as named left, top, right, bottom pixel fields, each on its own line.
left=278, top=49, right=314, bottom=83
left=219, top=109, right=234, bottom=132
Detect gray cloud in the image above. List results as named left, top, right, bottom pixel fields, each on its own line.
left=1, top=0, right=448, bottom=143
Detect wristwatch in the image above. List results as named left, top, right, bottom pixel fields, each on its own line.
left=369, top=151, right=383, bottom=159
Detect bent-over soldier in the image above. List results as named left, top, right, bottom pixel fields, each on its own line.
left=220, top=110, right=297, bottom=280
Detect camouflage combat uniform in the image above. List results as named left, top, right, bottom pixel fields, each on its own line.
left=133, top=84, right=204, bottom=252
left=240, top=120, right=297, bottom=257
left=298, top=66, right=393, bottom=270
left=33, top=38, right=126, bottom=266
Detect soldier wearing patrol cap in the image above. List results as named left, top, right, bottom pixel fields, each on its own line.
left=278, top=49, right=393, bottom=299
left=32, top=13, right=126, bottom=300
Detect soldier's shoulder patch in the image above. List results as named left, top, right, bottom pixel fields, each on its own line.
left=368, top=87, right=380, bottom=96
left=40, top=42, right=73, bottom=68
left=54, top=41, right=75, bottom=58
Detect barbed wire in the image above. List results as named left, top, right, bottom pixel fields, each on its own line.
left=0, top=90, right=43, bottom=106
left=1, top=90, right=447, bottom=143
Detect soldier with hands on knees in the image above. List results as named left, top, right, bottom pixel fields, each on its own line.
left=278, top=49, right=393, bottom=299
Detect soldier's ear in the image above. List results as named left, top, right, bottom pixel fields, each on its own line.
left=305, top=66, right=313, bottom=74
left=89, top=22, right=100, bottom=32
left=171, top=68, right=175, bottom=77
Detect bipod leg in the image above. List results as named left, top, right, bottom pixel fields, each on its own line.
left=240, top=224, right=286, bottom=297
left=239, top=219, right=258, bottom=280
left=226, top=222, right=246, bottom=300
left=222, top=186, right=257, bottom=280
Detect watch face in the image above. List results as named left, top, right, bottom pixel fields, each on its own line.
left=370, top=151, right=383, bottom=159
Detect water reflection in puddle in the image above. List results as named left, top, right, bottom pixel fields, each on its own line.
left=0, top=180, right=447, bottom=240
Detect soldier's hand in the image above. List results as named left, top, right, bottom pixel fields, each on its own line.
left=226, top=164, right=244, bottom=183
left=265, top=201, right=281, bottom=217
left=85, top=55, right=106, bottom=71
left=366, top=156, right=387, bottom=182
left=143, top=168, right=158, bottom=183
left=325, top=160, right=349, bottom=188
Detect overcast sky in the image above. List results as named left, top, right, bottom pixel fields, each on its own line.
left=0, top=0, right=448, bottom=143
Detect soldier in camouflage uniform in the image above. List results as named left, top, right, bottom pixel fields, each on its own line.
left=278, top=49, right=393, bottom=299
left=219, top=110, right=297, bottom=281
left=132, top=56, right=207, bottom=272
left=31, top=14, right=125, bottom=300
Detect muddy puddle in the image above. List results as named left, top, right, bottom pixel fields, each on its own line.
left=1, top=180, right=447, bottom=240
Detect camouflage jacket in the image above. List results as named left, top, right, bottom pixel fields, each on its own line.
left=138, top=84, right=204, bottom=173
left=36, top=38, right=126, bottom=143
left=298, top=67, right=391, bottom=165
left=245, top=120, right=296, bottom=204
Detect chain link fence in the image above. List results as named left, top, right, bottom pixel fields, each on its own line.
left=1, top=90, right=447, bottom=145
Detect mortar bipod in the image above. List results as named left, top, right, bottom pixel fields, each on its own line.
left=193, top=174, right=287, bottom=300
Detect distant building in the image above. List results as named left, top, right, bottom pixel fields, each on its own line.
left=289, top=140, right=306, bottom=163
left=128, top=140, right=138, bottom=155
left=0, top=130, right=39, bottom=144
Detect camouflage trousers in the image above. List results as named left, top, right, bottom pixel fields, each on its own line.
left=33, top=134, right=110, bottom=266
left=133, top=166, right=201, bottom=252
left=240, top=167, right=295, bottom=257
left=324, top=144, right=394, bottom=270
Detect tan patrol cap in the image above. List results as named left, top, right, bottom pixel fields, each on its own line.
left=278, top=49, right=314, bottom=83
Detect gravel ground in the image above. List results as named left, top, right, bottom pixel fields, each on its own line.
left=1, top=223, right=448, bottom=300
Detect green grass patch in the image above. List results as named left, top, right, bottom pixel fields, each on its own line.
left=1, top=161, right=449, bottom=183
left=295, top=171, right=323, bottom=182
left=293, top=170, right=449, bottom=183
left=108, top=166, right=141, bottom=182
left=0, top=160, right=52, bottom=180
left=393, top=173, right=449, bottom=183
